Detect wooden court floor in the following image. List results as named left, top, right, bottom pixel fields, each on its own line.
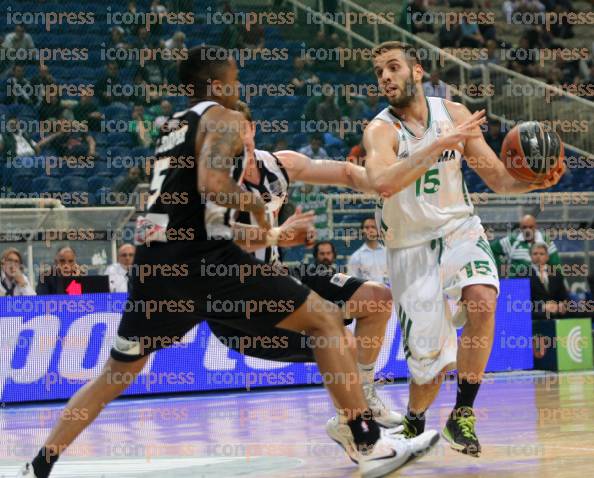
left=1, top=371, right=593, bottom=478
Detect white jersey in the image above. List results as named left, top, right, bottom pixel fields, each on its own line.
left=374, top=97, right=474, bottom=249
left=231, top=149, right=289, bottom=265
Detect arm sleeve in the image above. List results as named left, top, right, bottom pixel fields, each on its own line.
left=547, top=240, right=561, bottom=266
left=347, top=251, right=362, bottom=278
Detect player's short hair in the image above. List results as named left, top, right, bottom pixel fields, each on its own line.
left=371, top=41, right=420, bottom=67
left=178, top=45, right=231, bottom=100
left=531, top=242, right=549, bottom=254
left=235, top=100, right=253, bottom=122
left=313, top=241, right=336, bottom=258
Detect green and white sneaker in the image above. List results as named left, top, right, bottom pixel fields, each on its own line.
left=442, top=407, right=481, bottom=457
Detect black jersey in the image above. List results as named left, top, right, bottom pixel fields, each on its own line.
left=232, top=149, right=290, bottom=264
left=134, top=100, right=242, bottom=250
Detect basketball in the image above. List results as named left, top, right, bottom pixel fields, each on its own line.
left=500, top=121, right=565, bottom=183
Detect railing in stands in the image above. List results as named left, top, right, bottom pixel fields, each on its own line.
left=285, top=0, right=594, bottom=158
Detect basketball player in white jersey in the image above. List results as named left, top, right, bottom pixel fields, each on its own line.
left=365, top=41, right=563, bottom=456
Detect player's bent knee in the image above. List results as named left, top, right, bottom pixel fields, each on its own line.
left=463, top=284, right=497, bottom=318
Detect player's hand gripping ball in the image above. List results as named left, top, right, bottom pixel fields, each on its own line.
left=500, top=121, right=565, bottom=186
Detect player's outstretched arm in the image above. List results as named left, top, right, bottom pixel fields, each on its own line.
left=363, top=115, right=483, bottom=197
left=232, top=208, right=316, bottom=252
left=446, top=101, right=564, bottom=194
left=197, top=107, right=269, bottom=229
left=274, top=150, right=374, bottom=193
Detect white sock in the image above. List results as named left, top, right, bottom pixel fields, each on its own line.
left=358, top=361, right=376, bottom=386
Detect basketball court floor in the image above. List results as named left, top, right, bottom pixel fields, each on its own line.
left=1, top=371, right=593, bottom=478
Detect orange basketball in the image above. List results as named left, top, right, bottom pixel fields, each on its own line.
left=500, top=121, right=564, bottom=184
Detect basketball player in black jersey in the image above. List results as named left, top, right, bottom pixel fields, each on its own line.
left=18, top=46, right=438, bottom=478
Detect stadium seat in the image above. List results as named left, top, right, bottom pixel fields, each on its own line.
left=32, top=177, right=62, bottom=193
left=61, top=176, right=89, bottom=192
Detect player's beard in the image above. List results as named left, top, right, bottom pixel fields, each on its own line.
left=387, top=71, right=416, bottom=108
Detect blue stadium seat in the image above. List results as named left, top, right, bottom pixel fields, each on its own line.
left=61, top=176, right=89, bottom=192
left=88, top=175, right=112, bottom=193
left=32, top=177, right=62, bottom=193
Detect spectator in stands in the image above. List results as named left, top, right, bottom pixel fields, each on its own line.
left=2, top=25, right=35, bottom=65
left=36, top=246, right=82, bottom=295
left=73, top=92, right=103, bottom=131
left=460, top=16, right=484, bottom=48
left=151, top=0, right=168, bottom=14
left=290, top=57, right=319, bottom=95
left=314, top=241, right=337, bottom=267
left=113, top=166, right=144, bottom=196
left=105, top=244, right=135, bottom=293
left=422, top=70, right=451, bottom=100
left=53, top=115, right=97, bottom=160
left=439, top=17, right=461, bottom=48
left=0, top=115, right=59, bottom=161
left=400, top=0, right=434, bottom=34
left=5, top=64, right=34, bottom=105
left=106, top=26, right=130, bottom=68
left=220, top=2, right=245, bottom=49
left=242, top=21, right=265, bottom=51
left=95, top=62, right=127, bottom=106
left=164, top=30, right=186, bottom=51
left=153, top=99, right=173, bottom=130
left=530, top=243, right=570, bottom=320
left=298, top=133, right=329, bottom=159
left=484, top=120, right=504, bottom=154
left=508, top=36, right=540, bottom=77
left=162, top=31, right=186, bottom=81
left=273, top=137, right=289, bottom=151
left=30, top=64, right=55, bottom=107
left=315, top=87, right=342, bottom=125
left=39, top=88, right=66, bottom=122
left=130, top=104, right=157, bottom=148
left=490, top=214, right=560, bottom=277
left=131, top=68, right=160, bottom=105
left=348, top=217, right=387, bottom=284
left=0, top=248, right=35, bottom=296
left=581, top=64, right=594, bottom=102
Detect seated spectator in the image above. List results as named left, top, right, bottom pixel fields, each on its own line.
left=401, top=0, right=434, bottom=34
left=439, top=17, right=461, bottom=48
left=106, top=26, right=130, bottom=68
left=152, top=99, right=173, bottom=130
left=0, top=248, right=35, bottom=296
left=0, top=115, right=59, bottom=162
left=484, top=120, right=504, bottom=154
left=164, top=30, right=186, bottom=50
left=220, top=2, right=245, bottom=49
left=273, top=137, right=289, bottom=151
left=298, top=133, right=329, bottom=159
left=460, top=17, right=484, bottom=48
left=315, top=88, right=341, bottom=125
left=530, top=243, right=570, bottom=320
left=242, top=22, right=265, bottom=50
left=130, top=105, right=157, bottom=148
left=490, top=214, right=560, bottom=277
left=30, top=64, right=55, bottom=107
left=113, top=166, right=144, bottom=196
left=423, top=70, right=451, bottom=100
left=105, top=244, right=135, bottom=293
left=313, top=241, right=337, bottom=267
left=53, top=115, right=96, bottom=160
left=508, top=36, right=540, bottom=77
left=290, top=57, right=319, bottom=94
left=131, top=68, right=160, bottom=105
left=36, top=247, right=82, bottom=295
left=5, top=64, right=34, bottom=105
left=2, top=25, right=35, bottom=67
left=95, top=62, right=128, bottom=106
left=347, top=217, right=388, bottom=284
left=73, top=92, right=103, bottom=131
left=38, top=89, right=66, bottom=122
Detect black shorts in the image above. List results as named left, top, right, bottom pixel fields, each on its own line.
left=207, top=266, right=366, bottom=363
left=111, top=240, right=310, bottom=362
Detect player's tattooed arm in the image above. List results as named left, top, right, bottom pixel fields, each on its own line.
left=197, top=108, right=269, bottom=228
left=274, top=150, right=374, bottom=193
left=447, top=102, right=563, bottom=193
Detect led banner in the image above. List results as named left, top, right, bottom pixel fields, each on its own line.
left=0, top=279, right=533, bottom=403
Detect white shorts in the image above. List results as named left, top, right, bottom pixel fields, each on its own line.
left=387, top=215, right=499, bottom=385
